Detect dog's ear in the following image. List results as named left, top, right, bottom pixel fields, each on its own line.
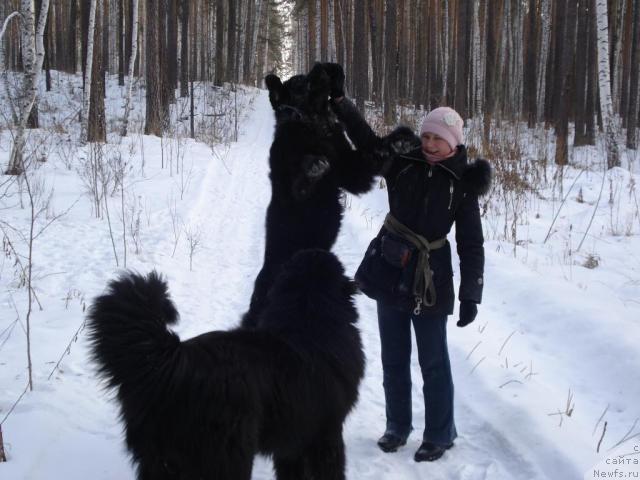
left=265, top=74, right=284, bottom=109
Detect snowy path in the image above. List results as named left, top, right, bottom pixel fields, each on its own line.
left=2, top=88, right=639, bottom=480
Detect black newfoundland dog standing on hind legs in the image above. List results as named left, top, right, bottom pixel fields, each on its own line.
left=241, top=63, right=420, bottom=328
left=88, top=249, right=364, bottom=480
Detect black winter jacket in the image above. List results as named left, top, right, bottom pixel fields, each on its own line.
left=333, top=98, right=491, bottom=315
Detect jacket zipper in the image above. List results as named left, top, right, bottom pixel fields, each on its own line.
left=436, top=162, right=461, bottom=180
left=448, top=179, right=454, bottom=210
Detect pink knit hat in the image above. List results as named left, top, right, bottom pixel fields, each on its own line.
left=420, top=107, right=464, bottom=150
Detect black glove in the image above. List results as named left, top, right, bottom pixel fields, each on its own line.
left=457, top=301, right=478, bottom=327
left=322, top=63, right=345, bottom=99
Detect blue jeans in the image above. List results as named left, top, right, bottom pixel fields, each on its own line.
left=377, top=301, right=457, bottom=446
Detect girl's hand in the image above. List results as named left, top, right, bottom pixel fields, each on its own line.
left=457, top=301, right=478, bottom=327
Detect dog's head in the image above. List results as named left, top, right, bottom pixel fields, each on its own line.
left=260, top=249, right=359, bottom=332
left=265, top=63, right=332, bottom=123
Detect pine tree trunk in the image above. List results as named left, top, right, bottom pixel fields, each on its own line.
left=145, top=0, right=164, bottom=136
left=524, top=0, right=538, bottom=127
left=585, top=0, right=598, bottom=144
left=180, top=0, right=189, bottom=94
left=446, top=0, right=455, bottom=106
left=320, top=0, right=328, bottom=61
left=248, top=0, right=263, bottom=82
left=88, top=0, right=106, bottom=143
left=383, top=0, right=397, bottom=125
left=226, top=0, right=236, bottom=82
left=472, top=0, right=484, bottom=118
left=214, top=0, right=224, bottom=86
left=483, top=0, right=502, bottom=142
left=102, top=0, right=109, bottom=76
left=344, top=0, right=353, bottom=94
left=574, top=0, right=590, bottom=145
left=255, top=1, right=269, bottom=85
left=595, top=0, right=621, bottom=168
left=167, top=0, right=178, bottom=94
left=619, top=0, right=633, bottom=124
left=554, top=0, right=577, bottom=166
left=69, top=0, right=78, bottom=72
left=427, top=0, right=439, bottom=109
left=334, top=0, right=344, bottom=67
left=242, top=0, right=255, bottom=83
left=625, top=0, right=639, bottom=148
left=308, top=0, right=317, bottom=68
left=397, top=0, right=406, bottom=102
left=454, top=0, right=470, bottom=119
left=117, top=0, right=125, bottom=85
left=412, top=0, right=424, bottom=109
left=367, top=0, right=381, bottom=104
left=42, top=0, right=51, bottom=92
left=159, top=0, right=172, bottom=117
left=608, top=0, right=624, bottom=112
left=353, top=0, right=367, bottom=110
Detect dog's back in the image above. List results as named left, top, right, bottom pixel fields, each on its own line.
left=88, top=250, right=364, bottom=480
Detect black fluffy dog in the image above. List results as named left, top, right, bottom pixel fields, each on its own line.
left=242, top=63, right=418, bottom=328
left=87, top=249, right=364, bottom=480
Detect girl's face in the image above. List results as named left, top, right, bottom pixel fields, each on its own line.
left=421, top=132, right=453, bottom=156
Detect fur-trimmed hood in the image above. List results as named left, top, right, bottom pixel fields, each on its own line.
left=461, top=158, right=492, bottom=196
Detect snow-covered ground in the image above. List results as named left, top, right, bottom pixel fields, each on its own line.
left=1, top=73, right=639, bottom=479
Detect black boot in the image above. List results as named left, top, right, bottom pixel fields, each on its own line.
left=413, top=441, right=453, bottom=462
left=377, top=433, right=407, bottom=453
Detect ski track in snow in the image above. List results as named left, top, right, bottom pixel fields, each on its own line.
left=2, top=87, right=638, bottom=479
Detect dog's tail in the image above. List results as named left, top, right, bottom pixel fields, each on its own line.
left=86, top=271, right=181, bottom=393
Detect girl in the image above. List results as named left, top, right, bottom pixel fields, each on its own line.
left=330, top=72, right=491, bottom=462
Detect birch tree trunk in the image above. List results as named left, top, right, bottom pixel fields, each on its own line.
left=0, top=11, right=21, bottom=125
left=6, top=0, right=51, bottom=175
left=537, top=0, right=551, bottom=123
left=80, top=0, right=98, bottom=144
left=595, top=0, right=621, bottom=168
left=121, top=0, right=139, bottom=136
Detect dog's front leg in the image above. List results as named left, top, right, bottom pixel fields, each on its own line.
left=306, top=430, right=346, bottom=480
left=291, top=154, right=331, bottom=200
left=274, top=456, right=309, bottom=480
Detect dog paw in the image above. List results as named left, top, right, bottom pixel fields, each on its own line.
left=303, top=155, right=330, bottom=179
left=385, top=127, right=420, bottom=155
